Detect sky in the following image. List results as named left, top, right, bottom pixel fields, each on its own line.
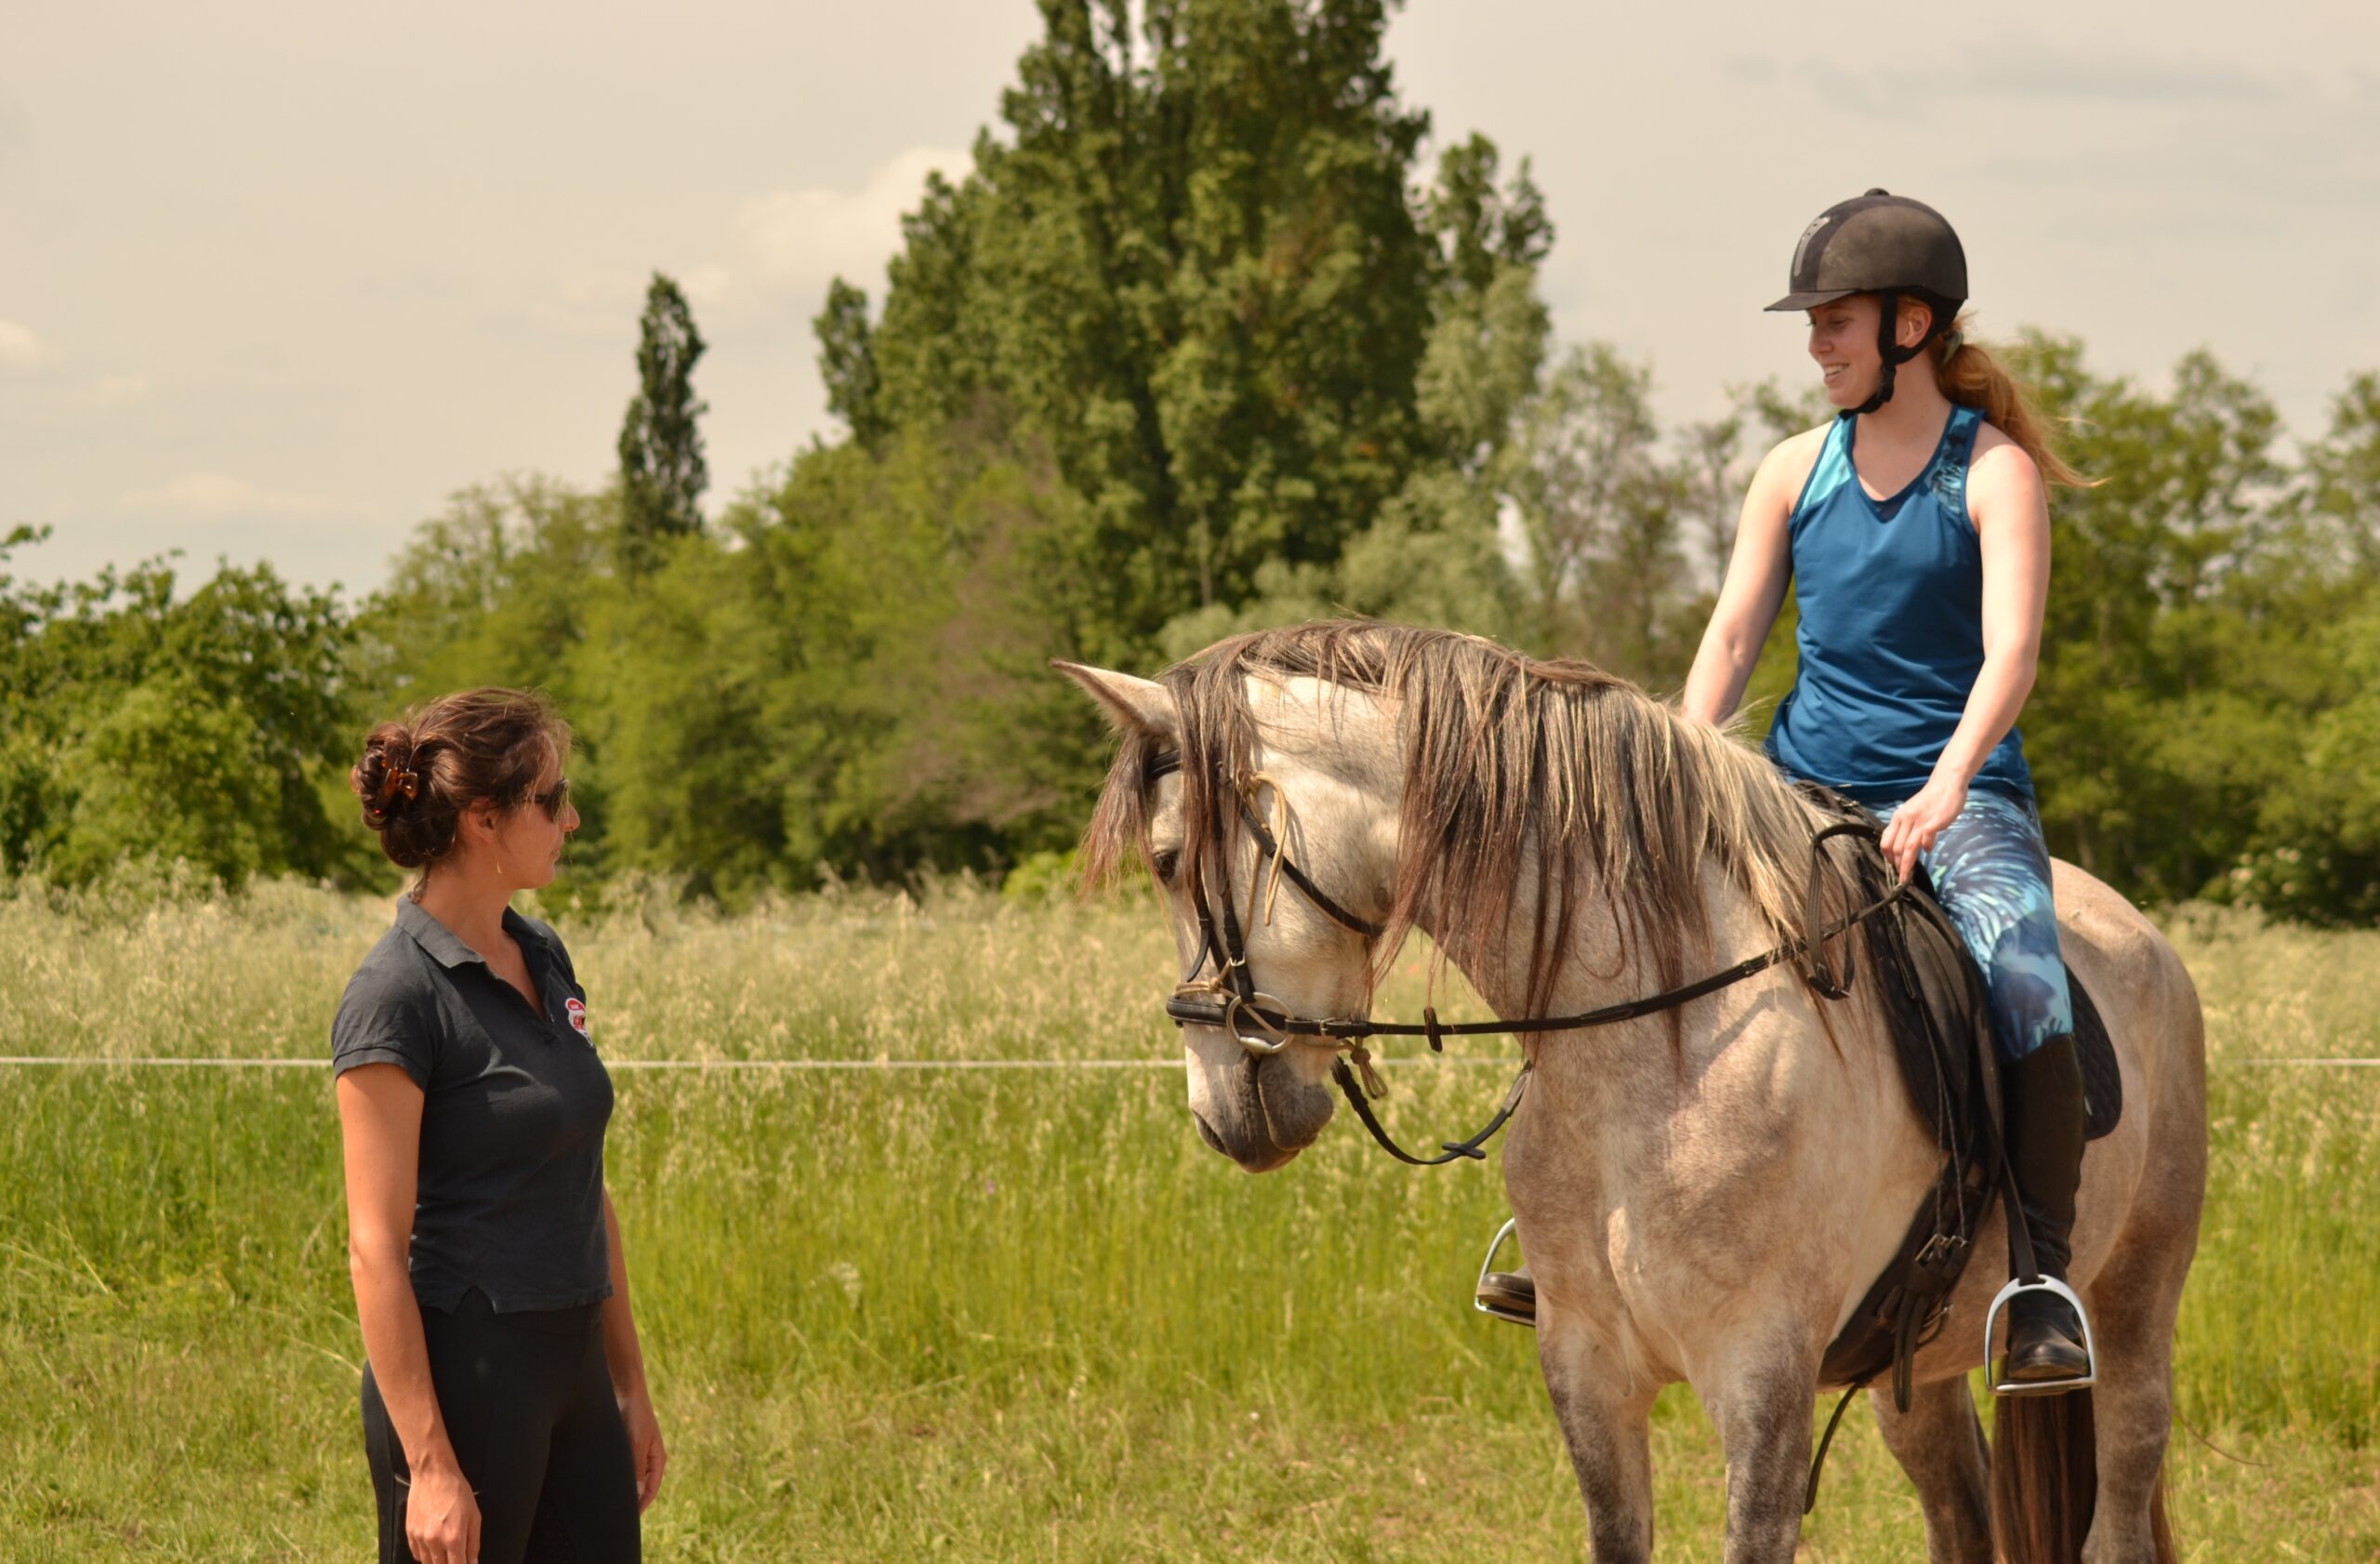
left=4, top=0, right=2376, bottom=600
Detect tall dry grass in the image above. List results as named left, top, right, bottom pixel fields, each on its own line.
left=0, top=881, right=2372, bottom=1558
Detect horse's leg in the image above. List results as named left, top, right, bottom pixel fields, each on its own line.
left=1538, top=1313, right=1657, bottom=1563
left=1870, top=1377, right=1993, bottom=1564
left=2078, top=1227, right=2193, bottom=1562
left=1702, top=1344, right=1821, bottom=1564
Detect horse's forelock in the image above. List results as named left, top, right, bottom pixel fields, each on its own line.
left=1079, top=724, right=1160, bottom=887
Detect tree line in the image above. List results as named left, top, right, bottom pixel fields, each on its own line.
left=3, top=0, right=2374, bottom=921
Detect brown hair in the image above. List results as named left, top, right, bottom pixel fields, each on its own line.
left=1923, top=306, right=2093, bottom=488
left=350, top=688, right=571, bottom=872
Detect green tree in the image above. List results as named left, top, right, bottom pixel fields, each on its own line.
left=2226, top=377, right=2380, bottom=921
left=831, top=0, right=1469, bottom=645
left=2014, top=338, right=2305, bottom=898
left=49, top=674, right=278, bottom=886
left=353, top=477, right=614, bottom=708
left=1155, top=154, right=1555, bottom=658
left=2301, top=370, right=2380, bottom=575
left=0, top=534, right=357, bottom=888
left=1507, top=342, right=1690, bottom=676
left=813, top=277, right=886, bottom=448
left=617, top=272, right=709, bottom=564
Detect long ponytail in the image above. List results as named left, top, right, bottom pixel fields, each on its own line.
left=1933, top=311, right=2093, bottom=487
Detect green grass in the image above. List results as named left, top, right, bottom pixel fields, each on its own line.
left=0, top=882, right=2375, bottom=1559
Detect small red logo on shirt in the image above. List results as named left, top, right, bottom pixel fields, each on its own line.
left=565, top=998, right=589, bottom=1040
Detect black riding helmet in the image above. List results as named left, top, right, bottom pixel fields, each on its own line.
left=1768, top=189, right=1966, bottom=415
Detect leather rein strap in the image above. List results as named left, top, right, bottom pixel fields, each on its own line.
left=1152, top=749, right=1911, bottom=1168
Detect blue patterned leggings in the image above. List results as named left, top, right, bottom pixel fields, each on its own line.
left=1871, top=789, right=2072, bottom=1061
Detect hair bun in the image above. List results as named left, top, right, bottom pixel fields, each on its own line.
left=378, top=739, right=421, bottom=810
left=355, top=728, right=425, bottom=829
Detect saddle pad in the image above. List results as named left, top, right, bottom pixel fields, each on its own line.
left=2070, top=962, right=2121, bottom=1142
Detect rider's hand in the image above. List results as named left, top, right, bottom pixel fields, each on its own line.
left=405, top=1453, right=482, bottom=1564
left=1880, top=773, right=1967, bottom=882
left=620, top=1385, right=668, bottom=1513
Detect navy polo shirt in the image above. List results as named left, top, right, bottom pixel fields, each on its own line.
left=331, top=899, right=615, bottom=1314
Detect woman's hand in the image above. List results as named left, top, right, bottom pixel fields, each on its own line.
left=1880, top=774, right=1968, bottom=882
left=620, top=1386, right=668, bottom=1513
left=405, top=1456, right=482, bottom=1564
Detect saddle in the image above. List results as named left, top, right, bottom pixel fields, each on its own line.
left=1800, top=786, right=2122, bottom=1408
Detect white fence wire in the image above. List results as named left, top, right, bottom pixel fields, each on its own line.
left=1, top=1055, right=2373, bottom=1071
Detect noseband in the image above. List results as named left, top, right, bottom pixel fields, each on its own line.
left=1149, top=749, right=1914, bottom=1168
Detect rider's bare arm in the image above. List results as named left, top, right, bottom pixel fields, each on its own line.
left=1680, top=426, right=1827, bottom=727
left=1933, top=425, right=2050, bottom=788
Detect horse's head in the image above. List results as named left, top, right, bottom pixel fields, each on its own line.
left=1059, top=658, right=1398, bottom=1172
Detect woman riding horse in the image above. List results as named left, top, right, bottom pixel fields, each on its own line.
left=1485, top=189, right=2096, bottom=1391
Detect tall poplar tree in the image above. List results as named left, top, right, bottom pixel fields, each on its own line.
left=821, top=0, right=1476, bottom=645
left=618, top=272, right=709, bottom=563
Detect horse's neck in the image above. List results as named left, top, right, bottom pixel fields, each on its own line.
left=1416, top=826, right=1897, bottom=1143
left=1339, top=674, right=1894, bottom=1119
left=1409, top=830, right=1758, bottom=1032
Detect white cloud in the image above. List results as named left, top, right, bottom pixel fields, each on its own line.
left=533, top=146, right=971, bottom=341
left=0, top=320, right=51, bottom=370
left=73, top=373, right=152, bottom=408
left=119, top=471, right=364, bottom=520
left=728, top=144, right=972, bottom=302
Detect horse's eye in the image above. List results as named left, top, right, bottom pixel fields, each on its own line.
left=1152, top=849, right=1180, bottom=883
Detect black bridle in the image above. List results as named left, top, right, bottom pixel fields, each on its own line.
left=1152, top=749, right=1912, bottom=1167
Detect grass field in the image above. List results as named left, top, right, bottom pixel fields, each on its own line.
left=1, top=879, right=2374, bottom=1560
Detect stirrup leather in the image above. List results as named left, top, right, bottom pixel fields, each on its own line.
left=1983, top=1275, right=2097, bottom=1397
left=1474, top=1217, right=1535, bottom=1327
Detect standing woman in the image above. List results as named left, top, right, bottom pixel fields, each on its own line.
left=334, top=689, right=664, bottom=1564
left=1682, top=190, right=2096, bottom=1389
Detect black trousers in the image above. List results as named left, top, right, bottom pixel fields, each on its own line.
left=361, top=1289, right=640, bottom=1564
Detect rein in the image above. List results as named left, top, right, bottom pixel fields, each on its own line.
left=1153, top=749, right=1912, bottom=1168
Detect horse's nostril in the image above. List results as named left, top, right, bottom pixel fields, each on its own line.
left=1193, top=1111, right=1227, bottom=1155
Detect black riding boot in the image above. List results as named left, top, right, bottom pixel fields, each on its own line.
left=1998, top=1031, right=2093, bottom=1389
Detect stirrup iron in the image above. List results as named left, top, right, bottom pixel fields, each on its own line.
left=1983, top=1275, right=2097, bottom=1396
left=1474, top=1218, right=1534, bottom=1328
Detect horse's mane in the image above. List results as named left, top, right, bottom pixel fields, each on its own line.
left=1082, top=620, right=1825, bottom=1013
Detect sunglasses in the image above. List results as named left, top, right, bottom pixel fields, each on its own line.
left=529, top=776, right=572, bottom=820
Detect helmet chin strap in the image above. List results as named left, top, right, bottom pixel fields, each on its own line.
left=1851, top=288, right=1933, bottom=417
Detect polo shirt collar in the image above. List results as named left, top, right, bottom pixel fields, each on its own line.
left=395, top=898, right=482, bottom=967
left=394, top=898, right=542, bottom=971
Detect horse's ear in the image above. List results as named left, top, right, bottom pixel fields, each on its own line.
left=1052, top=660, right=1179, bottom=745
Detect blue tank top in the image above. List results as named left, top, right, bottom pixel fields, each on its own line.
left=1764, top=404, right=2034, bottom=805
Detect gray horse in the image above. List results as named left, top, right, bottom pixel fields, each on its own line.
left=1063, top=622, right=2203, bottom=1564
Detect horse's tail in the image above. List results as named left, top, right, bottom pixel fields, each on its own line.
left=2149, top=1468, right=2177, bottom=1563
left=1988, top=1387, right=2178, bottom=1564
left=1989, top=1389, right=2096, bottom=1564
